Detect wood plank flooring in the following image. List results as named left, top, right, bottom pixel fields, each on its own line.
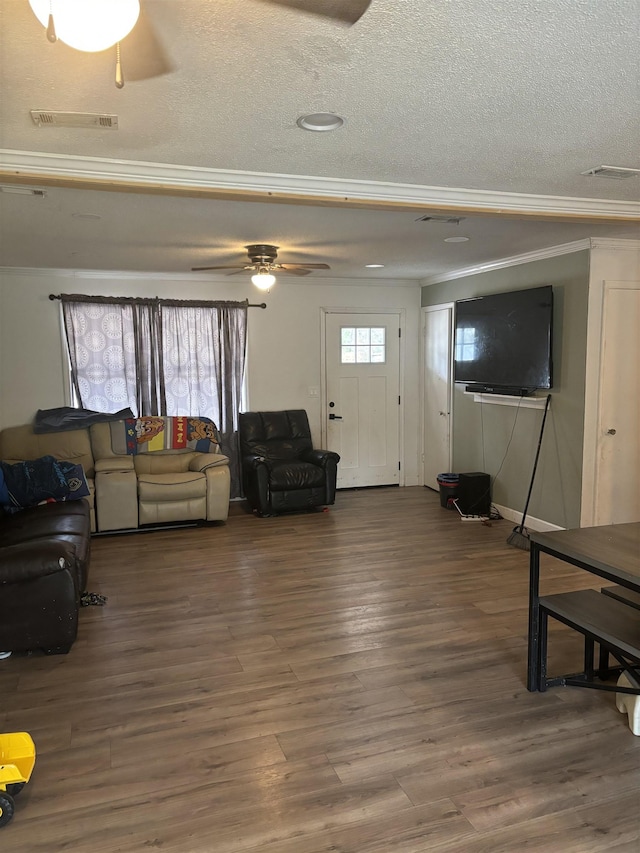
left=1, top=487, right=639, bottom=852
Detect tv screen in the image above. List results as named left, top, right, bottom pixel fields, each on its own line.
left=454, top=285, right=553, bottom=392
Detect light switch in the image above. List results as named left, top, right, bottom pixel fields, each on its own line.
left=308, top=386, right=320, bottom=397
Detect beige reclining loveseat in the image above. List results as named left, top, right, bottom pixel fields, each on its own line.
left=90, top=421, right=230, bottom=532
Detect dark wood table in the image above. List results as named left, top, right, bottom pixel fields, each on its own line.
left=527, top=522, right=640, bottom=691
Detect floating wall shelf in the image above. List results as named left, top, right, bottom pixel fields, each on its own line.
left=464, top=392, right=551, bottom=410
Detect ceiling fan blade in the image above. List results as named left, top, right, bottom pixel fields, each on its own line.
left=279, top=267, right=312, bottom=276
left=119, top=1, right=175, bottom=82
left=281, top=263, right=331, bottom=270
left=255, top=0, right=371, bottom=24
left=191, top=265, right=247, bottom=271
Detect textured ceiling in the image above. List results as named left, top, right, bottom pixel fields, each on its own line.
left=0, top=0, right=638, bottom=280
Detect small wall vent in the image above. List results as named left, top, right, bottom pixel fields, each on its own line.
left=30, top=110, right=119, bottom=129
left=416, top=214, right=466, bottom=224
left=0, top=185, right=47, bottom=197
left=581, top=165, right=640, bottom=179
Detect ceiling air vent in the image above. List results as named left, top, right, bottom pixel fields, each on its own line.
left=0, top=185, right=46, bottom=197
left=30, top=110, right=119, bottom=129
left=416, top=214, right=466, bottom=224
left=581, top=165, right=640, bottom=179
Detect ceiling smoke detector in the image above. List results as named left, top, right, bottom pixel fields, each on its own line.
left=581, top=165, right=640, bottom=179
left=30, top=110, right=119, bottom=129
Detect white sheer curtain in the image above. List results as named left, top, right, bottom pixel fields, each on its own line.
left=159, top=302, right=247, bottom=432
left=159, top=301, right=248, bottom=494
left=62, top=297, right=162, bottom=416
left=61, top=295, right=248, bottom=495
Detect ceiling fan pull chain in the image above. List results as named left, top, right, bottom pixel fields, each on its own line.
left=46, top=0, right=57, bottom=42
left=115, top=42, right=125, bottom=89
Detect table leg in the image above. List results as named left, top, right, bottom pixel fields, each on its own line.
left=527, top=542, right=541, bottom=691
left=584, top=636, right=595, bottom=680
left=538, top=607, right=549, bottom=691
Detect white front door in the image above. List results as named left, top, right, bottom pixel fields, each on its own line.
left=324, top=312, right=401, bottom=489
left=594, top=280, right=640, bottom=525
left=422, top=305, right=453, bottom=490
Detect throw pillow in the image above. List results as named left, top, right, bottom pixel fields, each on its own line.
left=57, top=461, right=91, bottom=499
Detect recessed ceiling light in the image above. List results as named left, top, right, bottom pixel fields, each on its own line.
left=296, top=113, right=344, bottom=132
left=72, top=212, right=102, bottom=220
left=444, top=236, right=470, bottom=243
left=365, top=264, right=385, bottom=268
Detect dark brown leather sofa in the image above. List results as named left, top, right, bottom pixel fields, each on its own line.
left=0, top=500, right=91, bottom=654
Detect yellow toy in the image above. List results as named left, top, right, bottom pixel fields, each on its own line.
left=0, top=733, right=36, bottom=827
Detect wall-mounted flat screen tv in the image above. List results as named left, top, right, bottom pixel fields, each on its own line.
left=454, top=285, right=553, bottom=393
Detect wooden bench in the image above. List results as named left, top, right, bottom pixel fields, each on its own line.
left=537, top=589, right=640, bottom=693
left=599, top=586, right=640, bottom=675
left=601, top=585, right=640, bottom=610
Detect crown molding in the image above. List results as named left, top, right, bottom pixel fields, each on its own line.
left=1, top=149, right=639, bottom=222
left=0, top=267, right=225, bottom=281
left=0, top=266, right=420, bottom=288
left=588, top=237, right=640, bottom=250
left=421, top=239, right=592, bottom=285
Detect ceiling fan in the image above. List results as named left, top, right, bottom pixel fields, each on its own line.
left=28, top=1, right=371, bottom=88
left=255, top=0, right=372, bottom=24
left=124, top=0, right=372, bottom=82
left=192, top=245, right=330, bottom=290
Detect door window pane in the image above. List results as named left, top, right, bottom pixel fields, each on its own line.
left=341, top=326, right=386, bottom=363
left=342, top=345, right=355, bottom=363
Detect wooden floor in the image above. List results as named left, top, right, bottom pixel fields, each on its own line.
left=1, top=487, right=639, bottom=852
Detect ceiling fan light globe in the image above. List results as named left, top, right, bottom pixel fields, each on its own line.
left=251, top=272, right=276, bottom=290
left=29, top=0, right=140, bottom=52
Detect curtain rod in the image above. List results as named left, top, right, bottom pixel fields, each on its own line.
left=49, top=294, right=266, bottom=309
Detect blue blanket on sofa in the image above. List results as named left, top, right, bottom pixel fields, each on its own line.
left=0, top=456, right=89, bottom=511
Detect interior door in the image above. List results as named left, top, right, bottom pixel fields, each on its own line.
left=422, top=305, right=453, bottom=489
left=593, top=280, right=640, bottom=525
left=324, top=312, right=401, bottom=489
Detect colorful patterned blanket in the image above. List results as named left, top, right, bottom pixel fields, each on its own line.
left=110, top=417, right=220, bottom=455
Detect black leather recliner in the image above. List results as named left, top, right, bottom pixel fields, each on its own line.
left=238, top=410, right=340, bottom=516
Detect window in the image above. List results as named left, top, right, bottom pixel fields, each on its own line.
left=60, top=295, right=248, bottom=496
left=341, top=326, right=386, bottom=363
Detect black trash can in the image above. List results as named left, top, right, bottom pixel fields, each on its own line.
left=436, top=473, right=459, bottom=510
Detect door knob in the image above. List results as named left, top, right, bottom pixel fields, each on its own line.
left=329, top=413, right=343, bottom=420
left=606, top=428, right=617, bottom=435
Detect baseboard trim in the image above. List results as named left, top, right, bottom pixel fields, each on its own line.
left=493, top=504, right=564, bottom=533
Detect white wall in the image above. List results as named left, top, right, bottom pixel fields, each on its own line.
left=0, top=268, right=423, bottom=485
